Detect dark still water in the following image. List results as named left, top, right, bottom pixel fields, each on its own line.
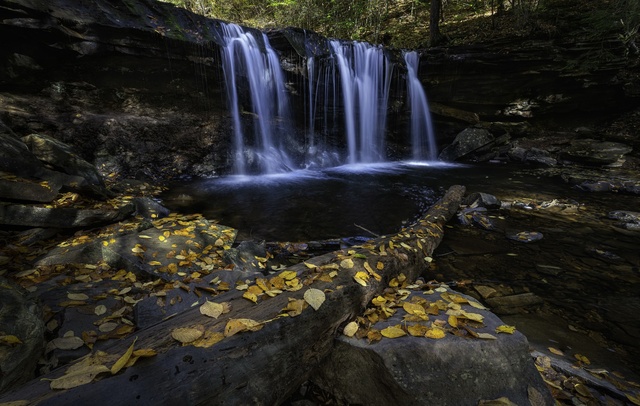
left=161, top=162, right=459, bottom=241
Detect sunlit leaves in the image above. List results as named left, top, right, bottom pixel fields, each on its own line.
left=407, top=324, right=428, bottom=337
left=304, top=288, right=326, bottom=311
left=242, top=291, right=258, bottom=304
left=496, top=325, right=516, bottom=334
left=353, top=271, right=369, bottom=286
left=380, top=325, right=406, bottom=338
left=425, top=328, right=446, bottom=339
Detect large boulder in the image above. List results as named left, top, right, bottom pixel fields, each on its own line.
left=561, top=139, right=633, bottom=166
left=22, top=133, right=106, bottom=188
left=312, top=287, right=553, bottom=406
left=0, top=175, right=62, bottom=203
left=0, top=277, right=45, bottom=394
left=0, top=130, right=110, bottom=199
left=438, top=127, right=495, bottom=161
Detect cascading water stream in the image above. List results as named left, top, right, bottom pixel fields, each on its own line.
left=219, top=23, right=294, bottom=175
left=404, top=51, right=438, bottom=161
left=329, top=40, right=394, bottom=164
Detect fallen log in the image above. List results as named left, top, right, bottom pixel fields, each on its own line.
left=1, top=185, right=465, bottom=406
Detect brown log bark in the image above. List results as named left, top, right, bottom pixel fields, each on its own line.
left=1, top=185, right=465, bottom=406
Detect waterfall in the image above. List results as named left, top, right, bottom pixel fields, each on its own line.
left=329, top=40, right=394, bottom=164
left=404, top=51, right=437, bottom=161
left=219, top=23, right=294, bottom=174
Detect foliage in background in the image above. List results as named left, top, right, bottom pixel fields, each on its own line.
left=158, top=0, right=640, bottom=51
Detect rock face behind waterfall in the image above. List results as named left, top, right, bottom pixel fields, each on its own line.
left=1, top=0, right=639, bottom=179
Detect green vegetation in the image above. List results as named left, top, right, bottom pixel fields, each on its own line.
left=158, top=0, right=640, bottom=50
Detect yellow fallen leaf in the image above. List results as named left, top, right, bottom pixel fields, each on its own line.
left=468, top=300, right=487, bottom=310
left=407, top=324, right=428, bottom=337
left=304, top=288, right=326, bottom=311
left=224, top=319, right=262, bottom=337
left=381, top=325, right=406, bottom=338
left=425, top=328, right=446, bottom=339
left=548, top=347, right=564, bottom=356
left=132, top=349, right=157, bottom=357
left=363, top=261, right=382, bottom=281
left=574, top=353, right=590, bottom=365
left=496, top=325, right=516, bottom=334
left=282, top=298, right=306, bottom=317
left=303, top=262, right=317, bottom=269
left=111, top=337, right=137, bottom=374
left=94, top=305, right=107, bottom=316
left=242, top=291, right=258, bottom=304
left=48, top=364, right=110, bottom=390
left=353, top=271, right=369, bottom=286
left=171, top=326, right=204, bottom=344
left=67, top=292, right=89, bottom=301
left=626, top=393, right=640, bottom=406
left=402, top=302, right=426, bottom=316
left=279, top=270, right=297, bottom=281
left=340, top=258, right=354, bottom=269
left=343, top=321, right=358, bottom=337
left=371, top=296, right=387, bottom=306
left=448, top=315, right=458, bottom=328
left=199, top=301, right=225, bottom=318
left=148, top=260, right=162, bottom=266
left=0, top=335, right=22, bottom=345
left=477, top=332, right=497, bottom=340
left=247, top=285, right=263, bottom=295
left=376, top=261, right=384, bottom=270
left=193, top=331, right=225, bottom=348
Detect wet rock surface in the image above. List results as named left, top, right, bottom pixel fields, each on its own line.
left=312, top=287, right=553, bottom=406
left=0, top=277, right=44, bottom=393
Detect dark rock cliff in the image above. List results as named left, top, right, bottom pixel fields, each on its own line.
left=1, top=0, right=638, bottom=179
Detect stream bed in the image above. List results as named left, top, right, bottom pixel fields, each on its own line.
left=162, top=161, right=640, bottom=380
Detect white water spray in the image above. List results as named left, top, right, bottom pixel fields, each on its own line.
left=219, top=23, right=294, bottom=174
left=330, top=40, right=393, bottom=164
left=404, top=51, right=437, bottom=161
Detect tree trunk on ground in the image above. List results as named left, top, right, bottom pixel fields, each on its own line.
left=0, top=185, right=466, bottom=406
left=430, top=0, right=444, bottom=46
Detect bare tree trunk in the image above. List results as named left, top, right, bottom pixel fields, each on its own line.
left=430, top=0, right=444, bottom=46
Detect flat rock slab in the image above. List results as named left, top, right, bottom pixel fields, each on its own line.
left=22, top=133, right=105, bottom=188
left=0, top=174, right=62, bottom=203
left=312, top=286, right=553, bottom=406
